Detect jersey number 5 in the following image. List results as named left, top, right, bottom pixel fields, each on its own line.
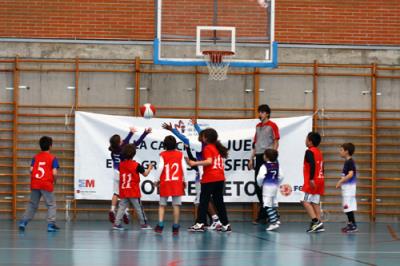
left=35, top=162, right=46, bottom=179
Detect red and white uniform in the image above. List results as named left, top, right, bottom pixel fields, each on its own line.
left=158, top=150, right=186, bottom=197
left=31, top=152, right=58, bottom=192
left=201, top=144, right=225, bottom=184
left=302, top=146, right=325, bottom=195
left=119, top=160, right=141, bottom=198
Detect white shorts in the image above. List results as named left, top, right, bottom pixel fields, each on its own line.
left=194, top=181, right=201, bottom=205
left=160, top=196, right=182, bottom=206
left=113, top=170, right=120, bottom=195
left=342, top=196, right=357, bottom=212
left=262, top=185, right=279, bottom=208
left=302, top=193, right=321, bottom=205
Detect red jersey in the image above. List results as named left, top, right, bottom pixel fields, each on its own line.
left=119, top=160, right=141, bottom=198
left=159, top=150, right=185, bottom=197
left=201, top=144, right=225, bottom=184
left=302, top=146, right=325, bottom=195
left=31, top=152, right=58, bottom=192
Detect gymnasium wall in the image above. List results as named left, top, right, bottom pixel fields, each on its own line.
left=0, top=42, right=399, bottom=223
left=0, top=0, right=399, bottom=45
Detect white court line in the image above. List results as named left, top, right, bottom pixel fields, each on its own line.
left=0, top=247, right=399, bottom=254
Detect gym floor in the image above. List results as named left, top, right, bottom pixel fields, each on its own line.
left=0, top=221, right=399, bottom=266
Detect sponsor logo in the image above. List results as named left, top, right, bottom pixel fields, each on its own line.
left=280, top=184, right=293, bottom=196
left=174, top=120, right=186, bottom=133
left=78, top=179, right=95, bottom=188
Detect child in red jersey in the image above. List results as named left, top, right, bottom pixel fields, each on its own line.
left=154, top=135, right=187, bottom=235
left=301, top=132, right=325, bottom=233
left=187, top=128, right=231, bottom=232
left=19, top=136, right=60, bottom=232
left=112, top=144, right=153, bottom=230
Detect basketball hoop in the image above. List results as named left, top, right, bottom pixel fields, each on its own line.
left=202, top=50, right=235, bottom=81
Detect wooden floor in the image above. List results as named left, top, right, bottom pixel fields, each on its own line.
left=0, top=220, right=399, bottom=266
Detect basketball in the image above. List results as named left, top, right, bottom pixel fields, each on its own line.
left=140, top=103, right=156, bottom=119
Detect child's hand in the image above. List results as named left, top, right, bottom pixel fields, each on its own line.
left=310, top=180, right=315, bottom=189
left=190, top=117, right=197, bottom=125
left=147, top=164, right=154, bottom=171
left=335, top=179, right=342, bottom=189
left=129, top=127, right=137, bottom=133
left=187, top=160, right=196, bottom=167
left=248, top=159, right=254, bottom=170
left=145, top=127, right=152, bottom=134
left=162, top=122, right=173, bottom=131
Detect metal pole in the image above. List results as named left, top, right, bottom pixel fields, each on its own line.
left=134, top=57, right=141, bottom=116
left=313, top=60, right=319, bottom=131
left=371, top=63, right=377, bottom=222
left=12, top=56, right=20, bottom=220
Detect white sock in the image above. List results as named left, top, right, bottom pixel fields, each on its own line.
left=124, top=209, right=129, bottom=215
left=212, top=214, right=219, bottom=222
left=111, top=206, right=115, bottom=212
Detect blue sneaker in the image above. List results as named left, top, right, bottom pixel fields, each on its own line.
left=18, top=220, right=27, bottom=231
left=112, top=224, right=125, bottom=231
left=47, top=223, right=60, bottom=232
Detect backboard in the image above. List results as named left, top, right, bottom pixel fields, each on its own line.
left=154, top=0, right=277, bottom=68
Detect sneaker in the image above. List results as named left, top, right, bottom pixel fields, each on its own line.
left=343, top=224, right=358, bottom=233
left=113, top=224, right=125, bottom=231
left=172, top=225, right=180, bottom=235
left=315, top=225, right=325, bottom=233
left=47, top=223, right=60, bottom=232
left=307, top=221, right=324, bottom=233
left=266, top=223, right=280, bottom=231
left=140, top=224, right=152, bottom=230
left=187, top=223, right=206, bottom=232
left=123, top=213, right=130, bottom=225
left=18, top=220, right=27, bottom=231
left=276, top=220, right=281, bottom=225
left=154, top=225, right=163, bottom=234
left=341, top=223, right=351, bottom=233
left=209, top=220, right=222, bottom=230
left=108, top=211, right=116, bottom=223
left=218, top=224, right=232, bottom=232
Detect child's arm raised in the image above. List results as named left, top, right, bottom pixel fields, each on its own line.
left=162, top=122, right=190, bottom=145
left=122, top=127, right=137, bottom=145
left=134, top=128, right=151, bottom=147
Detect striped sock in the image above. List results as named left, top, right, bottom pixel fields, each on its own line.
left=267, top=207, right=278, bottom=224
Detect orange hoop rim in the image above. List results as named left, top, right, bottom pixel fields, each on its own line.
left=202, top=50, right=235, bottom=64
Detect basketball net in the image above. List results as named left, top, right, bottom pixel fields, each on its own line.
left=203, top=50, right=234, bottom=81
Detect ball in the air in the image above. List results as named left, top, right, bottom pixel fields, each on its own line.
left=140, top=103, right=156, bottom=119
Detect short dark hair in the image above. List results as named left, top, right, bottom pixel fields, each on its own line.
left=307, top=132, right=321, bottom=147
left=341, top=143, right=355, bottom=156
left=258, top=104, right=271, bottom=115
left=108, top=134, right=121, bottom=152
left=121, top=144, right=136, bottom=160
left=264, top=149, right=278, bottom=162
left=39, top=136, right=53, bottom=151
left=163, top=135, right=177, bottom=150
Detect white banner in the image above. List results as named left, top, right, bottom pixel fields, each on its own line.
left=74, top=111, right=312, bottom=203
